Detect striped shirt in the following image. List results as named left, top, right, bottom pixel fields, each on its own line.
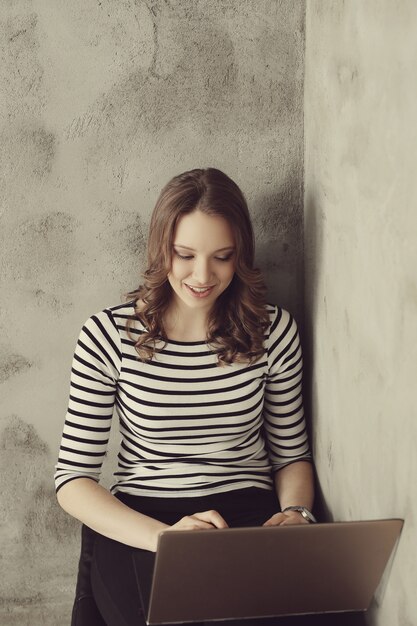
left=54, top=301, right=311, bottom=497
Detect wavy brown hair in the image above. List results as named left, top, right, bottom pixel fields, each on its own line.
left=126, top=168, right=271, bottom=365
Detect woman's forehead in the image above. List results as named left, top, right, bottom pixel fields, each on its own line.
left=173, top=211, right=235, bottom=247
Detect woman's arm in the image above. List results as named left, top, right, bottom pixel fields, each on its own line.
left=58, top=478, right=228, bottom=551
left=262, top=309, right=315, bottom=526
left=55, top=313, right=169, bottom=549
left=55, top=313, right=167, bottom=545
left=263, top=461, right=314, bottom=526
left=58, top=478, right=168, bottom=551
left=274, top=460, right=314, bottom=511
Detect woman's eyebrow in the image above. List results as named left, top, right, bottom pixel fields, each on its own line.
left=174, top=244, right=235, bottom=252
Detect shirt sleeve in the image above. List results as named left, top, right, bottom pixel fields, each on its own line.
left=263, top=306, right=312, bottom=471
left=54, top=309, right=122, bottom=493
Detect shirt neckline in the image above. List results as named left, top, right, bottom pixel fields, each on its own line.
left=129, top=300, right=209, bottom=347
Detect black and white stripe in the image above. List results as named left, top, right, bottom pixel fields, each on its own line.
left=55, top=302, right=311, bottom=497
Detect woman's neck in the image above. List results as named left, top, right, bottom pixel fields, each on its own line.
left=163, top=303, right=210, bottom=342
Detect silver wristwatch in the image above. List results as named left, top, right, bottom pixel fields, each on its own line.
left=282, top=506, right=317, bottom=523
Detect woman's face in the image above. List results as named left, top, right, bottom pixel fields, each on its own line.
left=167, top=210, right=236, bottom=313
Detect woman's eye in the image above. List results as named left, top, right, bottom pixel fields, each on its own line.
left=175, top=252, right=193, bottom=260
left=174, top=252, right=233, bottom=262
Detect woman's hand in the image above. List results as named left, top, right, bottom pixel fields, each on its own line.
left=167, top=509, right=229, bottom=531
left=263, top=510, right=310, bottom=527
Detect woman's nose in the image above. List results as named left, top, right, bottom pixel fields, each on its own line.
left=192, top=258, right=212, bottom=284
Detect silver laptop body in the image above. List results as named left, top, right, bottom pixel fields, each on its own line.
left=133, top=519, right=403, bottom=625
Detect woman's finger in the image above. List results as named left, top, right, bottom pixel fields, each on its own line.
left=168, top=516, right=217, bottom=531
left=169, top=510, right=229, bottom=531
left=263, top=512, right=288, bottom=527
left=192, top=509, right=229, bottom=529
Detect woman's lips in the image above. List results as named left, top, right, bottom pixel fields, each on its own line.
left=184, top=283, right=215, bottom=298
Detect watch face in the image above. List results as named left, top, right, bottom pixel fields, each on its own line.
left=301, top=508, right=316, bottom=523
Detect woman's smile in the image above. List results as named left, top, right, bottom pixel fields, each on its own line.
left=184, top=283, right=216, bottom=298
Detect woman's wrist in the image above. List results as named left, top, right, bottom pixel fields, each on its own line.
left=281, top=506, right=316, bottom=523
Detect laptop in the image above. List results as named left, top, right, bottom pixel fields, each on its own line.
left=132, top=519, right=403, bottom=625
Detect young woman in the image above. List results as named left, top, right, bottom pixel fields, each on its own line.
left=55, top=168, right=314, bottom=626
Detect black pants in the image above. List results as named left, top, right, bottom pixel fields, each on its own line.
left=88, top=488, right=279, bottom=626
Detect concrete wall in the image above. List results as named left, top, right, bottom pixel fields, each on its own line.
left=0, top=1, right=305, bottom=622
left=304, top=2, right=417, bottom=625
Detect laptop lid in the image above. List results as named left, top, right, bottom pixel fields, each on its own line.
left=133, top=519, right=403, bottom=625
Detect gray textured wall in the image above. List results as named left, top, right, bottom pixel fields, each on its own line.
left=305, top=2, right=417, bottom=625
left=0, top=1, right=305, bottom=623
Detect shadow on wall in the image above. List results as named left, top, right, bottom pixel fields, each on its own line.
left=0, top=415, right=79, bottom=620
left=253, top=164, right=304, bottom=315
left=303, top=189, right=333, bottom=524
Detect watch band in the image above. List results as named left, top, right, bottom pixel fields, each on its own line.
left=281, top=506, right=317, bottom=523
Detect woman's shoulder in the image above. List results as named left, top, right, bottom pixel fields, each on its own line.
left=80, top=300, right=144, bottom=333
left=265, top=301, right=291, bottom=321
left=105, top=299, right=139, bottom=318
left=265, top=302, right=299, bottom=337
